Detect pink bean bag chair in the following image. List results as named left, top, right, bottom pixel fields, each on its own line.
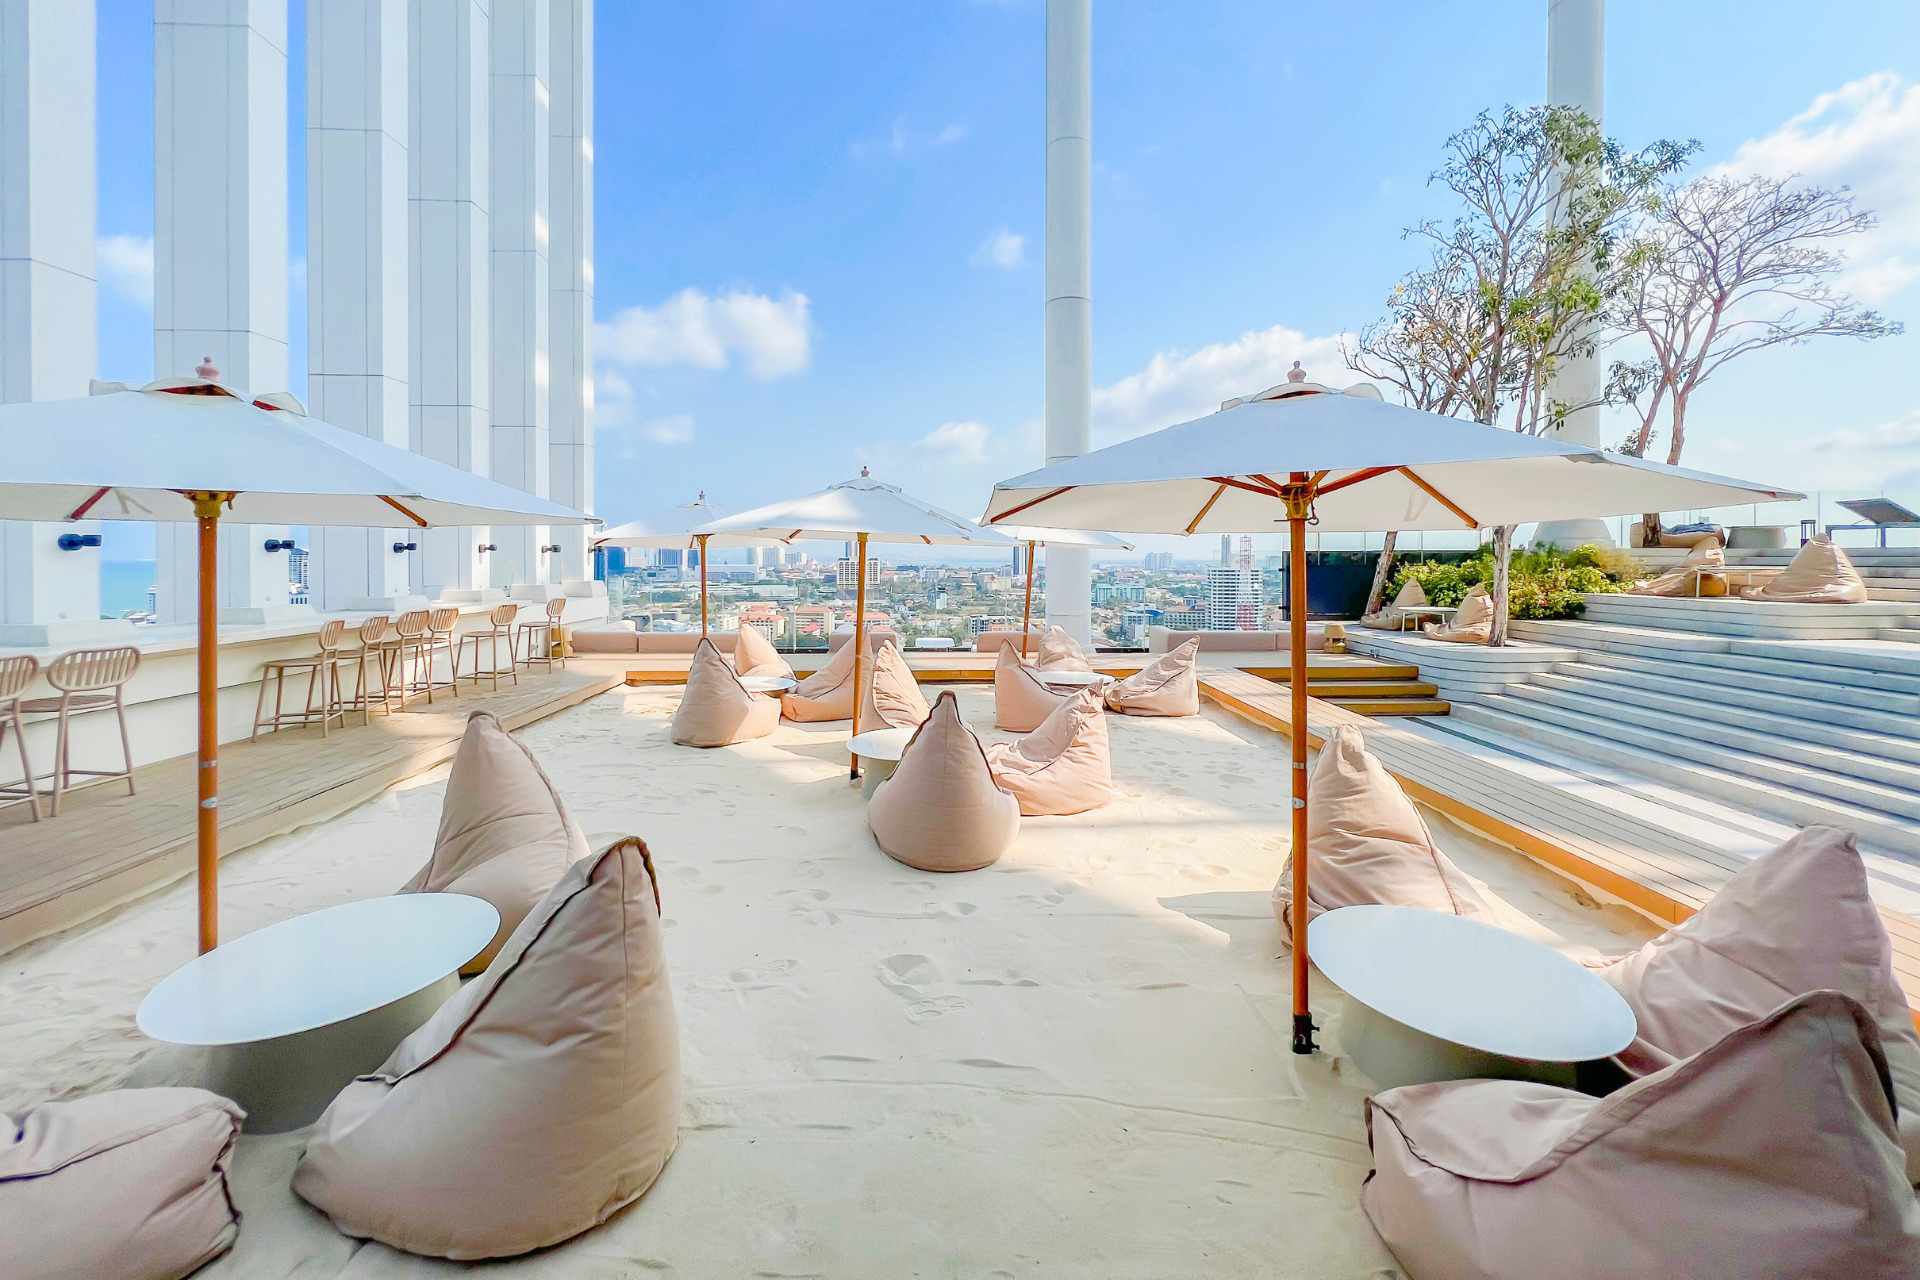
left=1271, top=724, right=1495, bottom=935
left=671, top=637, right=782, bottom=747
left=868, top=692, right=1020, bottom=873
left=986, top=686, right=1113, bottom=816
left=1631, top=537, right=1725, bottom=596
left=781, top=637, right=859, bottom=721
left=1360, top=577, right=1428, bottom=629
left=1033, top=625, right=1093, bottom=672
left=401, top=710, right=591, bottom=974
left=1364, top=991, right=1920, bottom=1279
left=1423, top=584, right=1492, bottom=643
left=732, top=623, right=793, bottom=680
left=1103, top=638, right=1200, bottom=717
left=993, top=643, right=1068, bottom=732
left=295, top=837, right=681, bottom=1260
left=1740, top=534, right=1869, bottom=603
left=1590, top=824, right=1920, bottom=1183
left=0, top=1088, right=243, bottom=1280
left=859, top=639, right=929, bottom=730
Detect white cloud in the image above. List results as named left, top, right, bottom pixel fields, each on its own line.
left=639, top=413, right=696, bottom=445
left=920, top=420, right=991, bottom=460
left=1810, top=408, right=1920, bottom=452
left=97, top=234, right=154, bottom=306
left=970, top=228, right=1025, bottom=270
left=1713, top=72, right=1920, bottom=302
left=849, top=119, right=969, bottom=160
left=596, top=288, right=812, bottom=380
left=1092, top=323, right=1354, bottom=444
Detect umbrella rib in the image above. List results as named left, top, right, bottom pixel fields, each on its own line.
left=1205, top=475, right=1283, bottom=498
left=989, top=486, right=1075, bottom=523
left=380, top=495, right=430, bottom=528
left=1312, top=466, right=1399, bottom=498
left=66, top=487, right=110, bottom=521
left=1397, top=467, right=1480, bottom=528
left=1185, top=484, right=1228, bottom=534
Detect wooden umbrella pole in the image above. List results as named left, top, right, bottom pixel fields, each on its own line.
left=1020, top=542, right=1036, bottom=658
left=849, top=531, right=868, bottom=782
left=1287, top=474, right=1317, bottom=1054
left=698, top=535, right=710, bottom=637
left=191, top=492, right=230, bottom=953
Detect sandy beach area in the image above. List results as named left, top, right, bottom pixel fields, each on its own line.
left=1, top=685, right=1656, bottom=1277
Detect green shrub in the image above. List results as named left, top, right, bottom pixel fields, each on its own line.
left=1387, top=544, right=1627, bottom=621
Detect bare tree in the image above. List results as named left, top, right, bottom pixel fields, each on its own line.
left=1611, top=174, right=1900, bottom=477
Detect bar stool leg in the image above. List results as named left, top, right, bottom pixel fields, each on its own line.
left=115, top=685, right=135, bottom=796
left=49, top=697, right=69, bottom=817
left=251, top=665, right=273, bottom=743
left=4, top=705, right=39, bottom=821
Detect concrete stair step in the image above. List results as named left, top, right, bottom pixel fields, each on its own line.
left=1513, top=618, right=1920, bottom=686
left=1565, top=649, right=1920, bottom=717
left=1532, top=667, right=1920, bottom=765
left=1483, top=687, right=1920, bottom=824
left=1454, top=699, right=1920, bottom=860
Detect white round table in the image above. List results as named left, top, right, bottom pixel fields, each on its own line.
left=1307, top=904, right=1635, bottom=1091
left=138, top=894, right=499, bottom=1132
left=1037, top=669, right=1108, bottom=688
left=847, top=726, right=915, bottom=797
left=740, top=674, right=797, bottom=694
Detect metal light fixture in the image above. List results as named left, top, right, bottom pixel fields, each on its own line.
left=541, top=543, right=562, bottom=554
left=392, top=540, right=419, bottom=553
left=56, top=532, right=103, bottom=551
left=263, top=538, right=296, bottom=552
left=477, top=543, right=498, bottom=554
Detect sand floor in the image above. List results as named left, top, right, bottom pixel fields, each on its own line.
left=1, top=687, right=1657, bottom=1277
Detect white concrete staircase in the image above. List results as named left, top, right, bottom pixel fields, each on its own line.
left=1447, top=618, right=1920, bottom=863
left=1633, top=546, right=1920, bottom=641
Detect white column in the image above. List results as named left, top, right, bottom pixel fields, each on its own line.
left=410, top=0, right=491, bottom=598
left=1535, top=0, right=1613, bottom=548
left=547, top=0, right=592, bottom=584
left=1044, top=0, right=1092, bottom=645
left=0, top=0, right=109, bottom=645
left=306, top=0, right=414, bottom=610
left=488, top=0, right=549, bottom=589
left=153, top=0, right=295, bottom=621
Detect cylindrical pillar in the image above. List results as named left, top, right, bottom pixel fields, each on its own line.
left=1044, top=0, right=1093, bottom=646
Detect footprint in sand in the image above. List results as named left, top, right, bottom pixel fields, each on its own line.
left=793, top=861, right=826, bottom=881
left=773, top=888, right=830, bottom=905
left=905, top=996, right=969, bottom=1022
left=729, top=959, right=798, bottom=983
left=878, top=954, right=939, bottom=995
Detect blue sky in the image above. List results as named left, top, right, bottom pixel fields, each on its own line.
left=91, top=1, right=1920, bottom=560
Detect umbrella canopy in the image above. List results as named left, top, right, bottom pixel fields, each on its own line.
left=994, top=524, right=1135, bottom=550
left=0, top=385, right=591, bottom=527
left=694, top=471, right=1022, bottom=548
left=982, top=381, right=1803, bottom=1059
left=594, top=493, right=786, bottom=550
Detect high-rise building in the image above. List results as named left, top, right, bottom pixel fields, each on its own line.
left=656, top=548, right=684, bottom=570
left=1162, top=608, right=1204, bottom=630
left=1143, top=551, right=1174, bottom=571
left=1219, top=535, right=1232, bottom=566
left=1206, top=565, right=1261, bottom=631
left=837, top=557, right=879, bottom=591
left=1094, top=584, right=1145, bottom=605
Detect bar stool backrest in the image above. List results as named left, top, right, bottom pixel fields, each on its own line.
left=545, top=596, right=567, bottom=621
left=46, top=646, right=141, bottom=693
left=316, top=618, right=346, bottom=653
left=490, top=603, right=519, bottom=628
left=359, top=615, right=391, bottom=645
left=0, top=653, right=38, bottom=701
left=395, top=610, right=429, bottom=639
left=428, top=606, right=460, bottom=635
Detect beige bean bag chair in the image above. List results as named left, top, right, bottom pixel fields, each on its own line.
left=986, top=687, right=1113, bottom=816
left=401, top=710, right=591, bottom=974
left=993, top=642, right=1068, bottom=732
left=1360, top=577, right=1428, bottom=629
left=868, top=692, right=1020, bottom=873
left=295, top=837, right=680, bottom=1260
left=781, top=636, right=859, bottom=721
left=1104, top=638, right=1200, bottom=717
left=1740, top=534, right=1869, bottom=604
left=1033, top=625, right=1093, bottom=672
left=732, top=623, right=793, bottom=680
left=859, top=639, right=929, bottom=730
left=1629, top=520, right=1725, bottom=549
left=1423, top=583, right=1492, bottom=643
left=1271, top=725, right=1495, bottom=935
left=672, top=637, right=781, bottom=747
left=1590, top=824, right=1920, bottom=1183
left=1364, top=991, right=1920, bottom=1279
left=0, top=1088, right=243, bottom=1280
left=1630, top=536, right=1724, bottom=597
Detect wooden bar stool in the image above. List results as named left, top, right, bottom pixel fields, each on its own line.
left=389, top=610, right=433, bottom=704
left=422, top=606, right=463, bottom=702
left=19, top=646, right=139, bottom=816
left=516, top=597, right=568, bottom=674
left=345, top=615, right=404, bottom=718
left=459, top=603, right=521, bottom=690
left=251, top=619, right=348, bottom=741
left=0, top=654, right=41, bottom=821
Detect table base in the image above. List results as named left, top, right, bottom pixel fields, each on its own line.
left=1340, top=998, right=1579, bottom=1092
left=859, top=756, right=898, bottom=798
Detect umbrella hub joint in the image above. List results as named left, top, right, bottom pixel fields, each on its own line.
left=1277, top=481, right=1316, bottom=524
left=183, top=491, right=236, bottom=520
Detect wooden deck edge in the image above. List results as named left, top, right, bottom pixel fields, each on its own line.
left=0, top=673, right=619, bottom=957
left=1195, top=675, right=1920, bottom=1032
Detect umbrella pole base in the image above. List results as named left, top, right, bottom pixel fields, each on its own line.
left=1292, top=1013, right=1319, bottom=1055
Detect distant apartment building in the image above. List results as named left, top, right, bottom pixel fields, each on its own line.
left=1161, top=608, right=1204, bottom=630
left=656, top=548, right=685, bottom=570
left=1119, top=606, right=1161, bottom=644
left=287, top=546, right=310, bottom=604
left=738, top=605, right=785, bottom=641
left=968, top=614, right=1018, bottom=636
left=927, top=590, right=950, bottom=610
left=836, top=557, right=880, bottom=591
left=1094, top=584, right=1145, bottom=605
left=1143, top=551, right=1174, bottom=571
left=1207, top=566, right=1262, bottom=630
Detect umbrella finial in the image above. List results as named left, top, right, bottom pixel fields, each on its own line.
left=195, top=356, right=220, bottom=381
left=860, top=466, right=870, bottom=478
left=1287, top=361, right=1306, bottom=383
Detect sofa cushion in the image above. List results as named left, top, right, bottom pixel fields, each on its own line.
left=567, top=625, right=642, bottom=654
left=826, top=626, right=901, bottom=654
left=1741, top=534, right=1869, bottom=604
left=972, top=628, right=1045, bottom=656
left=0, top=1087, right=243, bottom=1280
left=986, top=687, right=1113, bottom=816
left=732, top=623, right=793, bottom=680
left=401, top=710, right=591, bottom=974
left=671, top=638, right=782, bottom=747
left=1033, top=626, right=1093, bottom=672
left=867, top=692, right=1020, bottom=873
left=293, top=837, right=681, bottom=1260
left=1423, top=584, right=1492, bottom=643
left=1590, top=824, right=1920, bottom=1183
left=1271, top=725, right=1494, bottom=934
left=633, top=632, right=736, bottom=654
left=1104, top=639, right=1200, bottom=717
left=1363, top=991, right=1920, bottom=1279
left=993, top=643, right=1068, bottom=732
left=1148, top=628, right=1287, bottom=653
left=860, top=640, right=929, bottom=730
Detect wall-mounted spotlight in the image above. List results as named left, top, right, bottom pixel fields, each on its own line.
left=540, top=544, right=562, bottom=554
left=263, top=538, right=297, bottom=552
left=392, top=541, right=419, bottom=554
left=56, top=533, right=103, bottom=551
left=477, top=543, right=498, bottom=554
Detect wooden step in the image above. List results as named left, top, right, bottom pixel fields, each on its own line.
left=1298, top=679, right=1439, bottom=699
left=1322, top=697, right=1451, bottom=716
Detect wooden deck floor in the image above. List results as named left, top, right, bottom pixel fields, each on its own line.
left=606, top=649, right=1420, bottom=683
left=0, top=668, right=619, bottom=954
left=1195, top=668, right=1920, bottom=1027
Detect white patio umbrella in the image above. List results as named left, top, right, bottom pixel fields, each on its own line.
left=994, top=524, right=1136, bottom=657
left=0, top=380, right=597, bottom=953
left=693, top=470, right=1020, bottom=777
left=983, top=376, right=1803, bottom=1055
left=594, top=493, right=788, bottom=636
